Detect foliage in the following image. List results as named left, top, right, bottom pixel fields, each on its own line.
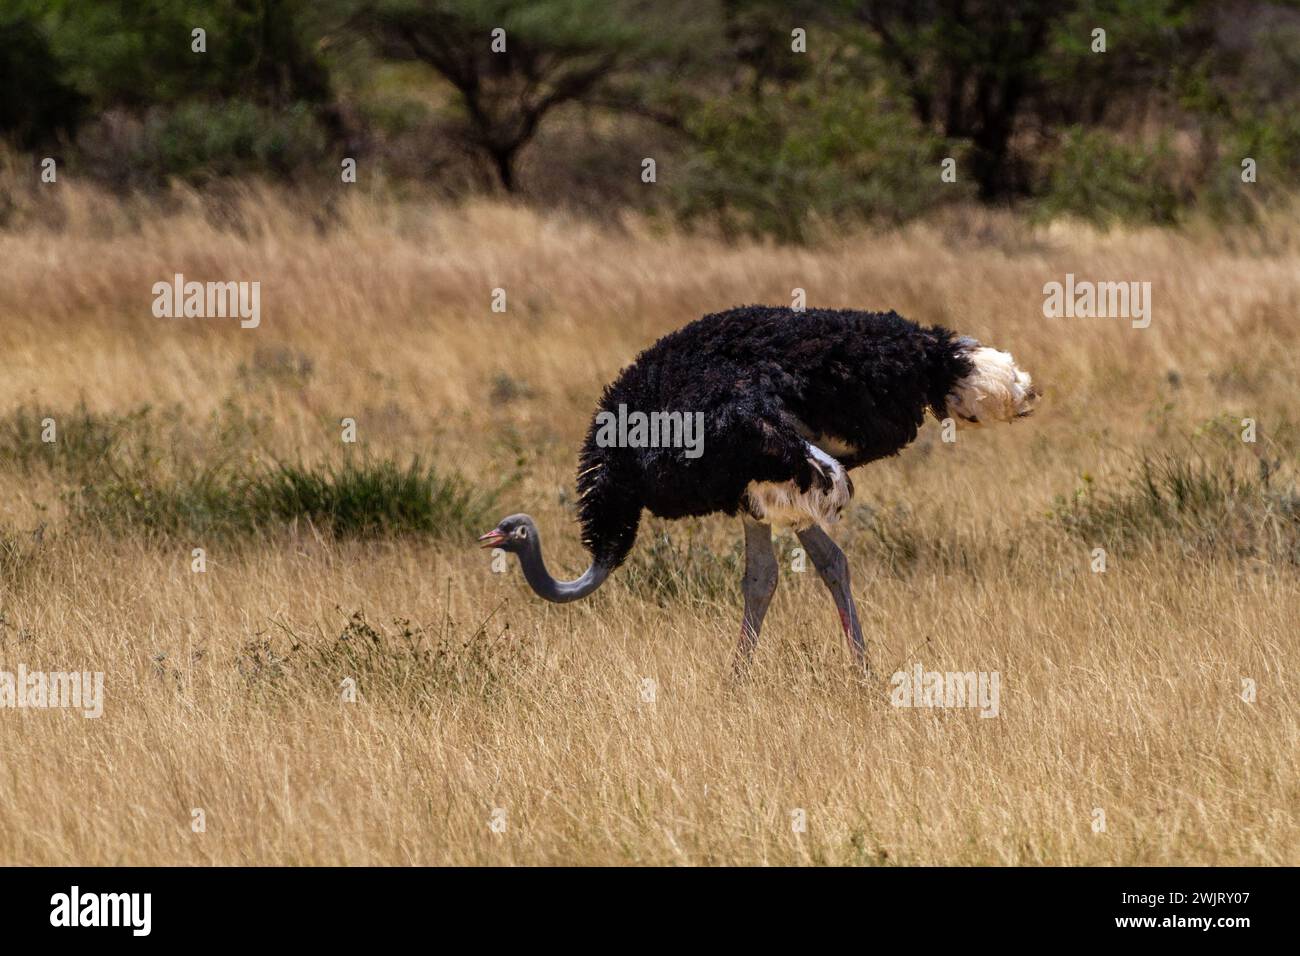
left=1035, top=128, right=1185, bottom=226
left=1, top=0, right=1298, bottom=229
left=674, top=77, right=966, bottom=242
left=364, top=0, right=693, bottom=190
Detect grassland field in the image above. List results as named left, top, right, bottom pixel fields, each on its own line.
left=0, top=184, right=1296, bottom=864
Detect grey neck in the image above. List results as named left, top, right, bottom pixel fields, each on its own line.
left=517, top=534, right=610, bottom=604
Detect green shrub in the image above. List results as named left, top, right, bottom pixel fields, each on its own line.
left=142, top=100, right=328, bottom=182
left=672, top=79, right=965, bottom=243
left=1200, top=110, right=1300, bottom=221
left=74, top=101, right=332, bottom=188
left=1035, top=128, right=1185, bottom=226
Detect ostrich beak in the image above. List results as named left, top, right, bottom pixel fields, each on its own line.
left=477, top=529, right=507, bottom=549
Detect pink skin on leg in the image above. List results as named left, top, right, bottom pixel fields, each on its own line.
left=838, top=608, right=866, bottom=666
left=737, top=624, right=758, bottom=655
left=733, top=625, right=760, bottom=677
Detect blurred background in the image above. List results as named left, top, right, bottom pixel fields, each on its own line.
left=4, top=0, right=1299, bottom=237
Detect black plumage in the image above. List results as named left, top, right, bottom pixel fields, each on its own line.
left=575, top=306, right=975, bottom=568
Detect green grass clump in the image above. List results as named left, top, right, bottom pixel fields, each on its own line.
left=75, top=456, right=495, bottom=542
left=250, top=458, right=491, bottom=538
left=0, top=402, right=148, bottom=478
left=1052, top=452, right=1300, bottom=563
left=0, top=402, right=496, bottom=542
left=76, top=464, right=248, bottom=537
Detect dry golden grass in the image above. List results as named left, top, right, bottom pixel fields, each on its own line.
left=0, top=183, right=1296, bottom=865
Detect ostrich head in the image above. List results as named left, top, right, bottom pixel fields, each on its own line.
left=477, top=513, right=610, bottom=603
left=945, top=338, right=1040, bottom=426
left=476, top=513, right=536, bottom=553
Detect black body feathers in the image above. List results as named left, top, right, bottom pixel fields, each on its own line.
left=574, top=306, right=974, bottom=568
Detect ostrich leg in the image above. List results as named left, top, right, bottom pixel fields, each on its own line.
left=796, top=525, right=867, bottom=669
left=734, top=517, right=778, bottom=674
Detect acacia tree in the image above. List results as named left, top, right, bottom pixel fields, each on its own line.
left=855, top=0, right=1060, bottom=199
left=368, top=0, right=677, bottom=192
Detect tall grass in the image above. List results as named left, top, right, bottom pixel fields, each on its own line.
left=0, top=191, right=1296, bottom=865
left=1052, top=452, right=1300, bottom=563
left=74, top=454, right=496, bottom=541
left=620, top=525, right=743, bottom=604
left=246, top=606, right=531, bottom=711
left=0, top=401, right=148, bottom=478
left=251, top=459, right=494, bottom=538
left=0, top=403, right=495, bottom=541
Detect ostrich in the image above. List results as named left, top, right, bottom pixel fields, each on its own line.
left=478, top=306, right=1038, bottom=671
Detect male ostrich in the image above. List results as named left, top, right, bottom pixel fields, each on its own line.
left=478, top=306, right=1038, bottom=671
